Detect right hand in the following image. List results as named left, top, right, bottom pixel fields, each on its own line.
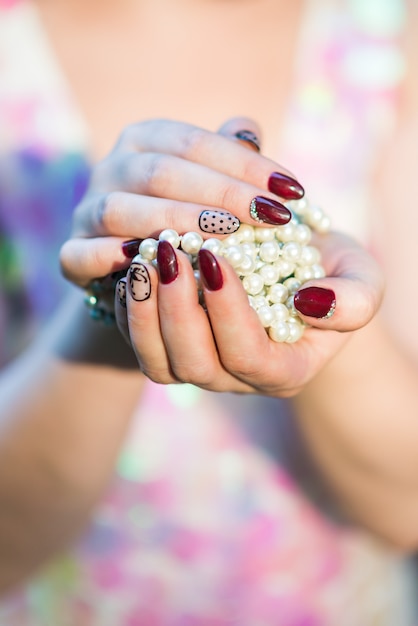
left=59, top=117, right=302, bottom=287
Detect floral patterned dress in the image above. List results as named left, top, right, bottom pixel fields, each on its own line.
left=0, top=0, right=416, bottom=624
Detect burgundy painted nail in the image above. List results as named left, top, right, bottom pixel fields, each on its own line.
left=157, top=241, right=178, bottom=284
left=198, top=249, right=223, bottom=291
left=249, top=196, right=291, bottom=225
left=293, top=286, right=336, bottom=319
left=122, top=239, right=142, bottom=259
left=234, top=130, right=261, bottom=152
left=268, top=172, right=305, bottom=201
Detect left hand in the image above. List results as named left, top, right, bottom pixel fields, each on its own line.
left=115, top=228, right=383, bottom=397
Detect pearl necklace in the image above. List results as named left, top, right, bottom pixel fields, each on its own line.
left=132, top=198, right=330, bottom=343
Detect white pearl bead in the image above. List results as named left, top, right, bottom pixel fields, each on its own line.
left=283, top=277, right=301, bottom=294
left=138, top=238, right=158, bottom=260
left=267, top=283, right=288, bottom=304
left=202, top=238, right=223, bottom=255
left=193, top=269, right=201, bottom=287
left=257, top=305, right=276, bottom=328
left=299, top=245, right=321, bottom=266
left=286, top=319, right=305, bottom=343
left=237, top=224, right=255, bottom=242
left=237, top=254, right=257, bottom=275
left=271, top=302, right=290, bottom=321
left=159, top=229, right=181, bottom=248
left=294, top=224, right=312, bottom=245
left=295, top=266, right=315, bottom=282
left=251, top=295, right=269, bottom=309
left=223, top=245, right=245, bottom=268
left=275, top=259, right=295, bottom=279
left=292, top=198, right=309, bottom=215
left=282, top=241, right=302, bottom=263
left=181, top=231, right=203, bottom=255
left=259, top=240, right=280, bottom=263
left=258, top=264, right=280, bottom=286
left=222, top=234, right=241, bottom=247
left=312, top=263, right=326, bottom=279
left=254, top=227, right=275, bottom=242
left=269, top=321, right=290, bottom=343
left=242, top=273, right=265, bottom=295
left=275, top=222, right=295, bottom=242
left=286, top=295, right=298, bottom=315
left=241, top=242, right=258, bottom=258
left=305, top=205, right=324, bottom=228
left=317, top=215, right=331, bottom=233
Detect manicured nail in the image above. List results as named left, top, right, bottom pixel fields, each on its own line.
left=234, top=130, right=261, bottom=152
left=116, top=278, right=127, bottom=307
left=249, top=196, right=291, bottom=225
left=128, top=262, right=151, bottom=300
left=157, top=240, right=178, bottom=284
left=294, top=286, right=336, bottom=319
left=198, top=249, right=223, bottom=291
left=122, top=239, right=142, bottom=259
left=199, top=210, right=240, bottom=234
left=268, top=172, right=305, bottom=200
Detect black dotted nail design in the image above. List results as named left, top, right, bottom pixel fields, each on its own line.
left=129, top=263, right=151, bottom=301
left=116, top=279, right=127, bottom=308
left=199, top=211, right=240, bottom=234
left=234, top=130, right=261, bottom=152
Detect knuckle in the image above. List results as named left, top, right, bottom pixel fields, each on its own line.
left=177, top=126, right=208, bottom=159
left=140, top=153, right=171, bottom=195
left=171, top=359, right=217, bottom=387
left=224, top=353, right=264, bottom=380
left=217, top=181, right=241, bottom=212
left=96, top=191, right=124, bottom=233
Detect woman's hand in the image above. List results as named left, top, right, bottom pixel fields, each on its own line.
left=115, top=229, right=383, bottom=397
left=60, top=117, right=302, bottom=287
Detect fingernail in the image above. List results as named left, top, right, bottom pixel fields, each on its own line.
left=128, top=262, right=151, bottom=300
left=198, top=249, right=223, bottom=291
left=268, top=172, right=305, bottom=201
left=234, top=130, right=261, bottom=152
left=116, top=279, right=127, bottom=307
left=199, top=210, right=240, bottom=235
left=157, top=241, right=178, bottom=284
left=122, top=238, right=142, bottom=259
left=294, top=286, right=336, bottom=319
left=249, top=196, right=291, bottom=225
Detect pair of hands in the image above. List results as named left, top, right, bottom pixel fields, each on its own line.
left=60, top=118, right=383, bottom=397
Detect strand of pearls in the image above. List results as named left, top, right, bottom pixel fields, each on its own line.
left=133, top=198, right=330, bottom=343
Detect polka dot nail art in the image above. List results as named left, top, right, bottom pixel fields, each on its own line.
left=199, top=211, right=240, bottom=234
left=116, top=279, right=127, bottom=308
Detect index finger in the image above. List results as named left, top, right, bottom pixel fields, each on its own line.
left=113, top=119, right=305, bottom=202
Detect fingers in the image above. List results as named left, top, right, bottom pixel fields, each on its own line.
left=60, top=236, right=132, bottom=287
left=73, top=190, right=242, bottom=239
left=90, top=151, right=295, bottom=228
left=292, top=232, right=384, bottom=331
left=116, top=244, right=251, bottom=391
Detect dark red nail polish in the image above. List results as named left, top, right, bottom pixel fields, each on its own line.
left=234, top=130, right=261, bottom=152
left=268, top=172, right=305, bottom=201
left=294, top=286, right=336, bottom=319
left=198, top=249, right=223, bottom=291
left=157, top=241, right=178, bottom=284
left=250, top=196, right=291, bottom=225
left=122, top=239, right=142, bottom=258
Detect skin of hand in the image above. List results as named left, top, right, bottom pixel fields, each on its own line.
left=60, top=117, right=384, bottom=396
